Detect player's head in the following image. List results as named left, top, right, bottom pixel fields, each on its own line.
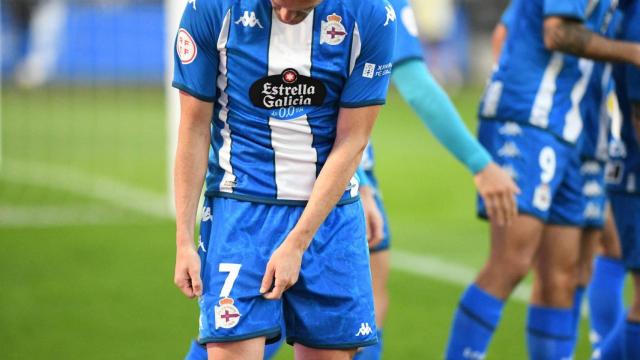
left=271, top=0, right=322, bottom=24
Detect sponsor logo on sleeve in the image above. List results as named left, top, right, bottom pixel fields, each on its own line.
left=321, top=13, right=347, bottom=45
left=177, top=28, right=197, bottom=64
left=362, top=63, right=393, bottom=79
left=249, top=68, right=327, bottom=110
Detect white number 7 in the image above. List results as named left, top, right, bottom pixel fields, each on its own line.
left=219, top=263, right=241, bottom=298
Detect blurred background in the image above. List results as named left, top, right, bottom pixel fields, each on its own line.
left=0, top=0, right=603, bottom=358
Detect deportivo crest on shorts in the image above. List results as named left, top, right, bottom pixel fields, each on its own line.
left=177, top=29, right=197, bottom=64
left=320, top=13, right=347, bottom=45
left=214, top=297, right=241, bottom=329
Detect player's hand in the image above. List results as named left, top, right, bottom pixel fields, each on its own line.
left=474, top=162, right=521, bottom=227
left=174, top=242, right=203, bottom=299
left=260, top=238, right=304, bottom=300
left=360, top=185, right=385, bottom=249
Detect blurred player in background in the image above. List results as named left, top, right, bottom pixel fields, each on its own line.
left=3, top=0, right=66, bottom=88
left=596, top=1, right=640, bottom=358
left=173, top=0, right=396, bottom=359
left=445, top=0, right=640, bottom=359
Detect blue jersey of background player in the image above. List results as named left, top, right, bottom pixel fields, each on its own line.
left=598, top=1, right=640, bottom=358
left=172, top=0, right=397, bottom=359
left=446, top=0, right=640, bottom=359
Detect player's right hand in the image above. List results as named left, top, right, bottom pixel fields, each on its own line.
left=360, top=185, right=385, bottom=248
left=474, top=162, right=521, bottom=227
left=174, top=244, right=203, bottom=299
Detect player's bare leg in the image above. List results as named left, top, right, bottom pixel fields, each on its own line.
left=370, top=250, right=390, bottom=329
left=531, top=225, right=582, bottom=307
left=600, top=207, right=622, bottom=259
left=631, top=274, right=640, bottom=322
left=206, top=337, right=265, bottom=360
left=294, top=344, right=357, bottom=360
left=475, top=215, right=545, bottom=299
left=577, top=228, right=602, bottom=288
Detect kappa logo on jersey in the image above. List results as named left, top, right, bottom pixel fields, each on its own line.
left=188, top=0, right=196, bottom=10
left=235, top=11, right=263, bottom=28
left=176, top=29, right=197, bottom=64
left=214, top=297, right=241, bottom=329
left=533, top=183, right=552, bottom=211
left=249, top=68, right=327, bottom=110
left=320, top=13, right=347, bottom=45
left=355, top=322, right=373, bottom=336
left=384, top=4, right=396, bottom=26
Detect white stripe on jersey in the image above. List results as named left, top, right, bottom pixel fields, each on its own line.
left=596, top=64, right=613, bottom=161
left=268, top=10, right=318, bottom=200
left=564, top=58, right=593, bottom=143
left=529, top=52, right=564, bottom=129
left=217, top=10, right=236, bottom=193
left=349, top=23, right=361, bottom=75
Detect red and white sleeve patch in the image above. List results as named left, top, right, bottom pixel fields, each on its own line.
left=176, top=28, right=198, bottom=64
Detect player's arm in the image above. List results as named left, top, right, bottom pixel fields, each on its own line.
left=260, top=106, right=380, bottom=299
left=173, top=93, right=212, bottom=299
left=392, top=59, right=520, bottom=226
left=492, top=23, right=509, bottom=63
left=543, top=17, right=640, bottom=66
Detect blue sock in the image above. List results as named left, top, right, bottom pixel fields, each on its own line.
left=570, top=286, right=586, bottom=353
left=588, top=256, right=626, bottom=348
left=184, top=340, right=207, bottom=360
left=526, top=305, right=574, bottom=360
left=445, top=284, right=504, bottom=360
left=598, top=315, right=626, bottom=360
left=624, top=321, right=640, bottom=360
left=354, top=329, right=383, bottom=360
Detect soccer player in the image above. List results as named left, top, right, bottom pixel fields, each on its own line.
left=444, top=0, right=640, bottom=359
left=172, top=0, right=396, bottom=359
left=597, top=1, right=640, bottom=358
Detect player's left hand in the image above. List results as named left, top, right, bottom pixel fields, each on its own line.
left=260, top=238, right=305, bottom=300
left=360, top=185, right=385, bottom=248
left=474, top=162, right=521, bottom=227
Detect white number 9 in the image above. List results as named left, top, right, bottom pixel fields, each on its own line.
left=539, top=146, right=556, bottom=184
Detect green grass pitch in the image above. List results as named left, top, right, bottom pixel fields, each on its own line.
left=0, top=86, right=603, bottom=359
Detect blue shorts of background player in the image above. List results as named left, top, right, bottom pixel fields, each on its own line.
left=365, top=170, right=391, bottom=253
left=196, top=197, right=378, bottom=349
left=609, top=191, right=640, bottom=273
left=477, top=120, right=584, bottom=226
left=579, top=159, right=608, bottom=229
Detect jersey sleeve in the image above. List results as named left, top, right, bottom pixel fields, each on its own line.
left=500, top=1, right=517, bottom=29
left=340, top=1, right=397, bottom=108
left=623, top=2, right=640, bottom=102
left=389, top=0, right=424, bottom=65
left=543, top=0, right=588, bottom=21
left=172, top=0, right=221, bottom=102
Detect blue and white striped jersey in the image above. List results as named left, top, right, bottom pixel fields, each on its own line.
left=173, top=0, right=396, bottom=205
left=479, top=0, right=618, bottom=145
left=608, top=0, right=640, bottom=194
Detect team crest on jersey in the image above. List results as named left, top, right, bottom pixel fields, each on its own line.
left=250, top=68, right=327, bottom=110
left=177, top=29, right=197, bottom=64
left=320, top=13, right=347, bottom=45
left=214, top=297, right=241, bottom=329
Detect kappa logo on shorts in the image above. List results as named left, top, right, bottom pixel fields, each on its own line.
left=581, top=161, right=601, bottom=175
left=355, top=322, right=373, bottom=336
left=214, top=297, right=241, bottom=329
left=583, top=180, right=603, bottom=197
left=498, top=122, right=523, bottom=136
left=462, top=347, right=486, bottom=360
left=584, top=202, right=602, bottom=220
left=497, top=141, right=520, bottom=158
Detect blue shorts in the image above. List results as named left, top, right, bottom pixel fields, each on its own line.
left=365, top=170, right=391, bottom=253
left=196, top=197, right=377, bottom=349
left=609, top=191, right=640, bottom=273
left=579, top=159, right=607, bottom=229
left=477, top=121, right=583, bottom=226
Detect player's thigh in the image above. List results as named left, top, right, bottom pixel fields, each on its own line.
left=487, top=214, right=545, bottom=269
left=284, top=201, right=377, bottom=349
left=609, top=192, right=640, bottom=273
left=601, top=205, right=623, bottom=258
left=536, top=225, right=582, bottom=279
left=370, top=249, right=390, bottom=326
left=206, top=337, right=266, bottom=360
left=294, top=344, right=357, bottom=360
left=367, top=182, right=391, bottom=253
left=197, top=198, right=289, bottom=345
